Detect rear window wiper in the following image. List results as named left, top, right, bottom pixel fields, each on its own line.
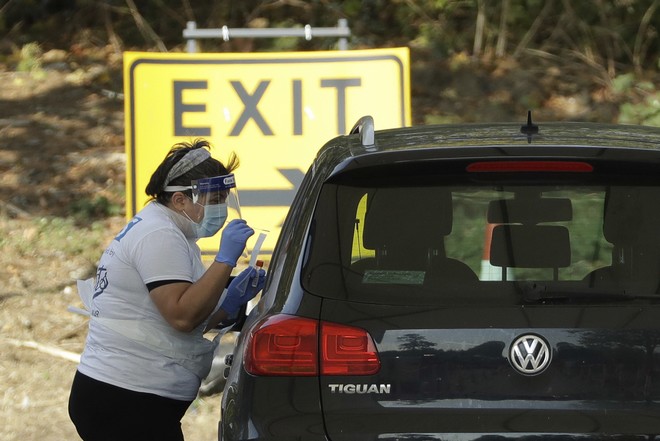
left=520, top=282, right=660, bottom=303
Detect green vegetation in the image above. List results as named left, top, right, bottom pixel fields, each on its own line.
left=71, top=196, right=123, bottom=220
left=614, top=72, right=660, bottom=126
left=16, top=42, right=42, bottom=73
left=3, top=1, right=657, bottom=129
left=1, top=1, right=658, bottom=74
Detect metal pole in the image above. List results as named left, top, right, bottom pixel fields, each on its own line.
left=338, top=19, right=348, bottom=50
left=186, top=21, right=198, bottom=53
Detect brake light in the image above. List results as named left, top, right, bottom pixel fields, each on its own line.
left=321, top=322, right=380, bottom=375
left=466, top=161, right=593, bottom=172
left=244, top=314, right=381, bottom=376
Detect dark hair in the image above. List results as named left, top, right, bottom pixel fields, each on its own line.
left=145, top=139, right=239, bottom=205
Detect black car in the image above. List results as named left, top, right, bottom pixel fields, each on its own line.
left=219, top=114, right=660, bottom=441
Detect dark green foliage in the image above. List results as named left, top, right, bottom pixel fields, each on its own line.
left=0, top=0, right=658, bottom=70
left=71, top=196, right=122, bottom=220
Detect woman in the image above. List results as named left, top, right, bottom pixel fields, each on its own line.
left=68, top=139, right=264, bottom=441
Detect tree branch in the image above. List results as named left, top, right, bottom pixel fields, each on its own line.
left=124, top=0, right=167, bottom=52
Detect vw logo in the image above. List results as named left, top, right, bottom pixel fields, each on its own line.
left=509, top=334, right=551, bottom=375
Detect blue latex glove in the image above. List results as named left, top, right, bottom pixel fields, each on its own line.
left=221, top=266, right=267, bottom=317
left=215, top=219, right=254, bottom=267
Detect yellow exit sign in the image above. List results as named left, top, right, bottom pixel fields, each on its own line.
left=124, top=48, right=410, bottom=259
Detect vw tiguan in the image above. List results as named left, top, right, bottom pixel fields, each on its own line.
left=220, top=114, right=660, bottom=441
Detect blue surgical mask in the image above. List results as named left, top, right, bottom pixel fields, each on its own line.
left=193, top=203, right=228, bottom=238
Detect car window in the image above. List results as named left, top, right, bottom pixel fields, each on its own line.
left=303, top=178, right=660, bottom=305
left=447, top=188, right=609, bottom=281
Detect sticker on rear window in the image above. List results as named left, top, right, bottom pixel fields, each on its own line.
left=362, top=270, right=425, bottom=285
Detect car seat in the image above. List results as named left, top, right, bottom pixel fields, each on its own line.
left=487, top=195, right=572, bottom=281
left=584, top=188, right=660, bottom=292
left=353, top=187, right=478, bottom=283
left=489, top=224, right=571, bottom=281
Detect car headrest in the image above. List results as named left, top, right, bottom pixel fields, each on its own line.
left=603, top=188, right=660, bottom=245
left=490, top=225, right=571, bottom=268
left=363, top=187, right=453, bottom=250
left=488, top=198, right=572, bottom=224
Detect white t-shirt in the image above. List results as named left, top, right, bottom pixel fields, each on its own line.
left=78, top=202, right=217, bottom=401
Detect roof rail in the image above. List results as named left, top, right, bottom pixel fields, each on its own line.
left=350, top=115, right=375, bottom=147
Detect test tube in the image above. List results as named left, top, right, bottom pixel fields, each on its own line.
left=252, top=259, right=264, bottom=287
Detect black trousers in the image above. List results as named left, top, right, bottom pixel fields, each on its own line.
left=68, top=370, right=193, bottom=441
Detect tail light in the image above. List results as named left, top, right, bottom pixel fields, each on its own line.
left=244, top=315, right=318, bottom=376
left=321, top=322, right=380, bottom=375
left=244, top=314, right=380, bottom=376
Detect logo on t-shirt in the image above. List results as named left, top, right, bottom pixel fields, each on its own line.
left=93, top=266, right=109, bottom=299
left=114, top=216, right=142, bottom=242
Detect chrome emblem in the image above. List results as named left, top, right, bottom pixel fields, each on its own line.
left=509, top=334, right=551, bottom=375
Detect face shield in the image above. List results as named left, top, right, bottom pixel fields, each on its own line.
left=164, top=173, right=242, bottom=239
left=191, top=173, right=242, bottom=221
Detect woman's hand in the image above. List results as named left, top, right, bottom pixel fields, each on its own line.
left=220, top=266, right=266, bottom=318
left=214, top=220, right=254, bottom=267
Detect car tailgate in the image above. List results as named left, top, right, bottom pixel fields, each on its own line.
left=318, top=299, right=660, bottom=441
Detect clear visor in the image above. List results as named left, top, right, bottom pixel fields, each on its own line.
left=191, top=174, right=242, bottom=220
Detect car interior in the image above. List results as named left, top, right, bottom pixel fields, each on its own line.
left=304, top=181, right=660, bottom=302
left=351, top=187, right=479, bottom=284
left=350, top=187, right=578, bottom=287
left=584, top=187, right=660, bottom=292
left=487, top=194, right=573, bottom=282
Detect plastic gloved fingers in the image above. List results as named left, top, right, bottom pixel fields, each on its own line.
left=221, top=267, right=265, bottom=317
left=222, top=267, right=257, bottom=316
left=215, top=220, right=254, bottom=267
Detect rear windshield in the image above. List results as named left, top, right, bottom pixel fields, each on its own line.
left=301, top=175, right=660, bottom=305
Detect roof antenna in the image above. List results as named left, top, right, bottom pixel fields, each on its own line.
left=520, top=110, right=539, bottom=144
